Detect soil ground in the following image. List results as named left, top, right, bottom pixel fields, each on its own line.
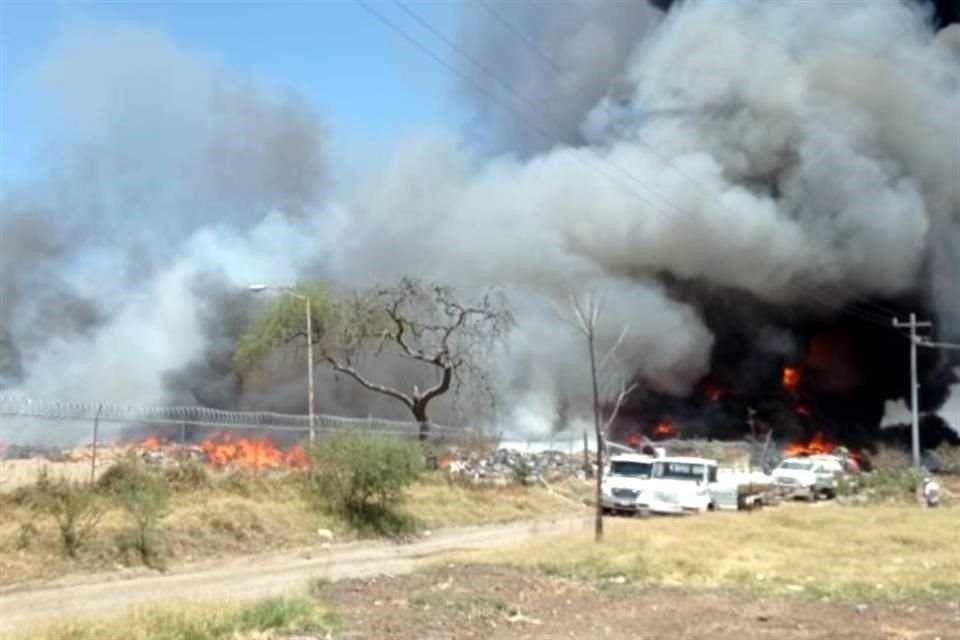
left=323, top=564, right=960, bottom=640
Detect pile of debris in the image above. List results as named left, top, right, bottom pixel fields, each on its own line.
left=0, top=442, right=208, bottom=467
left=439, top=448, right=592, bottom=485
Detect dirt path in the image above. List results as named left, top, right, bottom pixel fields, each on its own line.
left=0, top=513, right=589, bottom=633
left=325, top=564, right=960, bottom=640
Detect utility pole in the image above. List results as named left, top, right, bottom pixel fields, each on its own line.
left=892, top=314, right=933, bottom=470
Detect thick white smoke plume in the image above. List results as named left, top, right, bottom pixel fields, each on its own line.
left=2, top=1, right=958, bottom=442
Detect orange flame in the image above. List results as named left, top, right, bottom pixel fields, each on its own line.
left=783, top=432, right=863, bottom=463
left=783, top=432, right=833, bottom=456
left=795, top=405, right=811, bottom=416
left=653, top=422, right=676, bottom=438
left=705, top=385, right=725, bottom=402
left=782, top=366, right=800, bottom=393
left=199, top=432, right=308, bottom=471
left=138, top=435, right=163, bottom=449
left=626, top=433, right=641, bottom=447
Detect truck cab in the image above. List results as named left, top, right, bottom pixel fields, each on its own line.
left=637, top=456, right=718, bottom=515
left=601, top=453, right=655, bottom=515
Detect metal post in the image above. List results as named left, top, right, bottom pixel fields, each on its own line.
left=180, top=421, right=187, bottom=461
left=909, top=313, right=920, bottom=470
left=90, top=403, right=103, bottom=484
left=305, top=296, right=316, bottom=443
left=893, top=314, right=932, bottom=471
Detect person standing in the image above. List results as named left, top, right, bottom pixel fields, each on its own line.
left=922, top=476, right=941, bottom=508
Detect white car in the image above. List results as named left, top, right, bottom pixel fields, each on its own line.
left=601, top=454, right=655, bottom=515
left=636, top=456, right=718, bottom=515
left=773, top=455, right=844, bottom=500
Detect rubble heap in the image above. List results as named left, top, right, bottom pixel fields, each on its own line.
left=439, top=448, right=593, bottom=485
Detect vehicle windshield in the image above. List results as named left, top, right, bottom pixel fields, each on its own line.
left=653, top=462, right=707, bottom=481
left=609, top=461, right=652, bottom=478
left=779, top=460, right=814, bottom=471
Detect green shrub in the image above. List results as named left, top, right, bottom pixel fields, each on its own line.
left=305, top=434, right=423, bottom=536
left=508, top=457, right=535, bottom=485
left=109, top=467, right=172, bottom=566
left=933, top=444, right=960, bottom=475
left=838, top=445, right=921, bottom=502
left=30, top=479, right=103, bottom=558
left=162, top=462, right=210, bottom=491
left=96, top=457, right=149, bottom=494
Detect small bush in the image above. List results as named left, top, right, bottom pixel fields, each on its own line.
left=508, top=457, right=535, bottom=485
left=163, top=462, right=210, bottom=491
left=305, top=434, right=423, bottom=536
left=96, top=457, right=149, bottom=494
left=30, top=479, right=103, bottom=558
left=237, top=596, right=339, bottom=633
left=109, top=466, right=172, bottom=566
left=933, top=444, right=960, bottom=475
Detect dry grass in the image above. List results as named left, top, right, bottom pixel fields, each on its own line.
left=406, top=474, right=578, bottom=528
left=439, top=501, right=960, bottom=602
left=4, top=596, right=340, bottom=640
left=0, top=470, right=576, bottom=585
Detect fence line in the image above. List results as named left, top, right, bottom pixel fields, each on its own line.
left=0, top=393, right=480, bottom=442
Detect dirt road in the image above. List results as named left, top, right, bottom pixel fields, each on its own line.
left=0, top=513, right=589, bottom=633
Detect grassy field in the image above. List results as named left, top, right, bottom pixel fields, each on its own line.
left=440, top=500, right=960, bottom=602
left=5, top=595, right=339, bottom=640
left=0, top=470, right=577, bottom=585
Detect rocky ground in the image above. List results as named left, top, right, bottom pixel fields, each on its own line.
left=322, top=564, right=960, bottom=640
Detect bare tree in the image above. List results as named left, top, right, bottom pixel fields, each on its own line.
left=238, top=277, right=513, bottom=440
left=567, top=289, right=636, bottom=542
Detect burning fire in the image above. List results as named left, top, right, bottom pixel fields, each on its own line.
left=126, top=432, right=309, bottom=471
left=138, top=435, right=164, bottom=449
left=783, top=432, right=864, bottom=462
left=783, top=432, right=833, bottom=456
left=199, top=432, right=309, bottom=471
left=652, top=422, right=676, bottom=438
left=782, top=366, right=800, bottom=393
left=705, top=385, right=725, bottom=402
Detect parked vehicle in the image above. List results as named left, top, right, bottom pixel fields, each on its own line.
left=601, top=453, right=655, bottom=515
left=636, top=456, right=717, bottom=515
left=772, top=455, right=844, bottom=500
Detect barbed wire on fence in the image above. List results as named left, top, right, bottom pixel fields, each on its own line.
left=0, top=393, right=477, bottom=439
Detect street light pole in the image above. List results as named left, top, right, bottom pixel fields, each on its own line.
left=248, top=284, right=316, bottom=443
left=304, top=294, right=315, bottom=443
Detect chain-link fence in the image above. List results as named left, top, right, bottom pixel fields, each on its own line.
left=0, top=393, right=484, bottom=449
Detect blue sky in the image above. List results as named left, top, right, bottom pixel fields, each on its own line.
left=0, top=1, right=467, bottom=184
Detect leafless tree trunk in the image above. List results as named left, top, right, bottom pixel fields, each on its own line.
left=568, top=289, right=635, bottom=542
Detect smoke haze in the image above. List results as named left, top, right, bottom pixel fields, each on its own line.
left=1, top=1, right=958, bottom=442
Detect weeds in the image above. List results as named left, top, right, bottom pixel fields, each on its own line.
left=11, top=596, right=340, bottom=640
left=162, top=462, right=210, bottom=491
left=30, top=479, right=103, bottom=558
left=933, top=443, right=960, bottom=474
left=305, top=434, right=423, bottom=536
left=107, top=463, right=172, bottom=566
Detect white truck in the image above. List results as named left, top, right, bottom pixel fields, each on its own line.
left=601, top=453, right=655, bottom=515
left=633, top=455, right=773, bottom=515
left=772, top=454, right=844, bottom=500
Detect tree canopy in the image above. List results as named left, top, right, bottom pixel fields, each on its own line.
left=235, top=277, right=513, bottom=438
